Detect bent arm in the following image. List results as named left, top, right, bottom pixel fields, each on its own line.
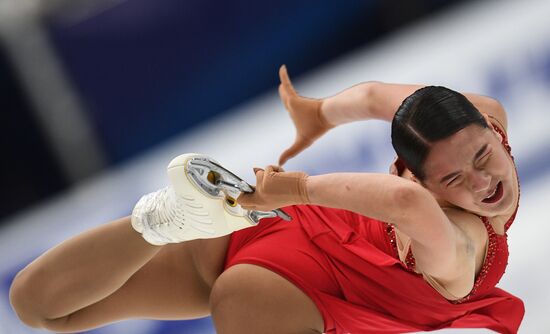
left=238, top=167, right=466, bottom=277
left=306, top=173, right=459, bottom=273
left=321, top=82, right=508, bottom=130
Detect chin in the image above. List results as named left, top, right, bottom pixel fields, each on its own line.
left=479, top=188, right=514, bottom=217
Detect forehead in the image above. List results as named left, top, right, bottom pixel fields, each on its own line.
left=423, top=125, right=493, bottom=179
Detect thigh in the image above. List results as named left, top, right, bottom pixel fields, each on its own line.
left=210, top=264, right=324, bottom=334
left=44, top=236, right=230, bottom=332
left=189, top=235, right=232, bottom=288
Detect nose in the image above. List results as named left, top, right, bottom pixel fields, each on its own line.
left=469, top=171, right=491, bottom=193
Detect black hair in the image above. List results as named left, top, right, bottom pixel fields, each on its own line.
left=391, top=86, right=488, bottom=181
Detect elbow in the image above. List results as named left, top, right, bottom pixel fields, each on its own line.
left=9, top=270, right=47, bottom=329
left=361, top=81, right=377, bottom=99
left=361, top=81, right=377, bottom=104
left=362, top=81, right=389, bottom=121
left=390, top=182, right=427, bottom=216
left=487, top=99, right=508, bottom=130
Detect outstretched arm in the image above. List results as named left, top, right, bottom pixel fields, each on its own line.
left=278, top=65, right=508, bottom=164
left=321, top=82, right=423, bottom=124
left=321, top=81, right=508, bottom=129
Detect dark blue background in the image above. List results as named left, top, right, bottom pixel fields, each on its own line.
left=47, top=0, right=458, bottom=163
left=1, top=0, right=466, bottom=221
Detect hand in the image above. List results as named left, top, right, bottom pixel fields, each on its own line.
left=389, top=156, right=405, bottom=176
left=237, top=165, right=310, bottom=212
left=278, top=65, right=334, bottom=166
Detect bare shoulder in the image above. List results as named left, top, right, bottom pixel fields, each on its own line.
left=464, top=93, right=508, bottom=132
left=443, top=208, right=487, bottom=249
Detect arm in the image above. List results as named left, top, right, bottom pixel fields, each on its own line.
left=321, top=82, right=508, bottom=130
left=463, top=92, right=508, bottom=131
left=309, top=172, right=486, bottom=282
left=306, top=173, right=457, bottom=254
left=278, top=65, right=508, bottom=164
left=238, top=167, right=461, bottom=277
left=321, top=82, right=424, bottom=124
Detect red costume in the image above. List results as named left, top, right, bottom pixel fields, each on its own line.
left=224, top=125, right=523, bottom=333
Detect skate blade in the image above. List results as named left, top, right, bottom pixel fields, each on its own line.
left=186, top=156, right=292, bottom=223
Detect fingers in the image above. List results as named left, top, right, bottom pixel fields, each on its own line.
left=278, top=148, right=295, bottom=166
left=278, top=65, right=296, bottom=95
left=237, top=165, right=286, bottom=211
left=270, top=165, right=285, bottom=173
left=278, top=65, right=297, bottom=110
left=389, top=156, right=399, bottom=175
left=237, top=167, right=263, bottom=209
left=278, top=84, right=292, bottom=111
left=278, top=138, right=311, bottom=166
left=236, top=192, right=256, bottom=210
left=254, top=168, right=265, bottom=185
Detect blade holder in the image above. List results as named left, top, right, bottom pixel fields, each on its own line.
left=186, top=157, right=291, bottom=223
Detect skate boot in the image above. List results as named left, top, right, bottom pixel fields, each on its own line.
left=131, top=153, right=291, bottom=245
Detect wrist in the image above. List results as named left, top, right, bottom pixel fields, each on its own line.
left=318, top=99, right=339, bottom=128
left=262, top=168, right=311, bottom=207
left=298, top=174, right=311, bottom=204
left=318, top=99, right=337, bottom=129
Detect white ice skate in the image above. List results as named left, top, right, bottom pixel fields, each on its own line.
left=131, top=153, right=291, bottom=245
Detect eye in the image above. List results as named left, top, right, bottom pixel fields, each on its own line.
left=447, top=175, right=463, bottom=187
left=477, top=152, right=492, bottom=167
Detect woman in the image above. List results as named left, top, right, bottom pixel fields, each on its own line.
left=9, top=66, right=523, bottom=334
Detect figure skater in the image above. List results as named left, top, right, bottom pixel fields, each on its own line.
left=10, top=66, right=522, bottom=334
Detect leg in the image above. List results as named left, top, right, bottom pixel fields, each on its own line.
left=210, top=264, right=325, bottom=334
left=46, top=236, right=230, bottom=332
left=9, top=152, right=262, bottom=332
left=10, top=216, right=230, bottom=332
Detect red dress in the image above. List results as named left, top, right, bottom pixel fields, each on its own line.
left=224, top=125, right=523, bottom=334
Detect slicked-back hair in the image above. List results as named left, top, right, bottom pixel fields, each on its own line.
left=391, top=86, right=489, bottom=181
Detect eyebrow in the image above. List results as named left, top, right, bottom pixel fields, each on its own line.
left=439, top=144, right=489, bottom=184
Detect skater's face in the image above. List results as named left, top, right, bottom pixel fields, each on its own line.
left=420, top=124, right=517, bottom=217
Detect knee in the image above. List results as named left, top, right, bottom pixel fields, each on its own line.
left=10, top=271, right=46, bottom=329
left=9, top=270, right=67, bottom=331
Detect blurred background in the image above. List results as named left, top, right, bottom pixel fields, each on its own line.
left=1, top=0, right=549, bottom=333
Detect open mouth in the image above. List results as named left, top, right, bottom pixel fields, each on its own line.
left=482, top=181, right=504, bottom=204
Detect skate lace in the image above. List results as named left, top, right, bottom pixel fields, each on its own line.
left=148, top=187, right=185, bottom=229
